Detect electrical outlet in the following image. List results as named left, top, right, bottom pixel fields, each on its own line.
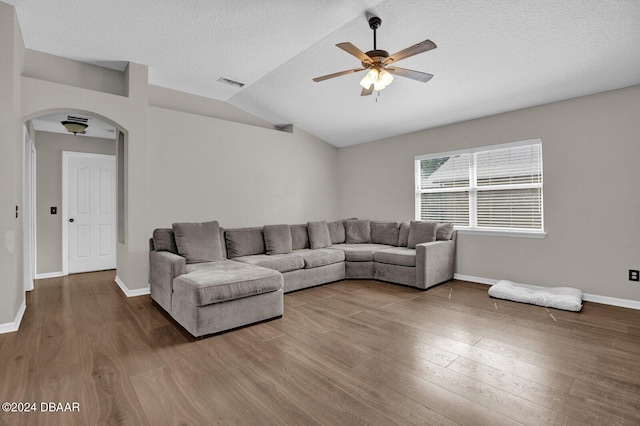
left=50, top=207, right=57, bottom=215
left=629, top=270, right=639, bottom=282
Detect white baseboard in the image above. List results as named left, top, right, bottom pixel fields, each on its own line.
left=35, top=271, right=63, bottom=279
left=453, top=274, right=498, bottom=286
left=453, top=273, right=640, bottom=311
left=0, top=300, right=26, bottom=334
left=115, top=275, right=150, bottom=298
left=582, top=293, right=640, bottom=310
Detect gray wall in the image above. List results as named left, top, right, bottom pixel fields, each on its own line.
left=33, top=131, right=115, bottom=274
left=0, top=2, right=24, bottom=325
left=148, top=85, right=274, bottom=130
left=24, top=49, right=126, bottom=96
left=146, top=107, right=340, bottom=231
left=338, top=85, right=640, bottom=301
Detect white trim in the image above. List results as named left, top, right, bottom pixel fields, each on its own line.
left=0, top=300, right=27, bottom=334
left=453, top=274, right=499, bottom=285
left=115, top=275, right=150, bottom=297
left=453, top=274, right=640, bottom=310
left=415, top=138, right=542, bottom=161
left=455, top=229, right=547, bottom=239
left=23, top=126, right=35, bottom=292
left=582, top=293, right=640, bottom=310
left=62, top=152, right=69, bottom=275
left=35, top=271, right=64, bottom=279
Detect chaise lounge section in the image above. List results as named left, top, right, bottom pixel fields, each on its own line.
left=149, top=218, right=456, bottom=337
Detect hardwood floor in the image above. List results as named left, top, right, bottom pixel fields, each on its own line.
left=1, top=270, right=639, bottom=425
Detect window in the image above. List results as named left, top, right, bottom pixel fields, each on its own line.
left=415, top=139, right=544, bottom=236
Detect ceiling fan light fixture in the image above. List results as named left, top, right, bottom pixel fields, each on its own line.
left=378, top=69, right=394, bottom=87
left=359, top=68, right=379, bottom=89
left=312, top=15, right=436, bottom=96
left=374, top=80, right=387, bottom=91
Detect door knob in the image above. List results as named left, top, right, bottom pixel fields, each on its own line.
left=69, top=218, right=75, bottom=223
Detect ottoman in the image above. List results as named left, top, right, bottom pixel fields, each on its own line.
left=171, top=260, right=284, bottom=337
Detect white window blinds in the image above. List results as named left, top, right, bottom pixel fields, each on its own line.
left=416, top=141, right=543, bottom=233
left=418, top=154, right=470, bottom=226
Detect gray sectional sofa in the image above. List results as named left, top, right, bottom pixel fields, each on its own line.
left=149, top=219, right=456, bottom=337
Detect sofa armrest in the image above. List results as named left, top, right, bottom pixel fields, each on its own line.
left=149, top=251, right=186, bottom=313
left=415, top=240, right=456, bottom=289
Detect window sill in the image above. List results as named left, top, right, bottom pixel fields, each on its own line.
left=455, top=228, right=546, bottom=239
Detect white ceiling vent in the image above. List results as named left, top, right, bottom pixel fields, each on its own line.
left=217, top=77, right=245, bottom=88
left=67, top=115, right=89, bottom=123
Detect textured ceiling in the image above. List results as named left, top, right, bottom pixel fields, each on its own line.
left=8, top=0, right=640, bottom=147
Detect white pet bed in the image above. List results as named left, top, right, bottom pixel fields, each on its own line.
left=488, top=280, right=583, bottom=312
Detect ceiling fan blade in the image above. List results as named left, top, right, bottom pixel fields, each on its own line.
left=361, top=84, right=374, bottom=96
left=387, top=66, right=433, bottom=83
left=312, top=68, right=365, bottom=82
left=384, top=39, right=437, bottom=64
left=336, top=42, right=372, bottom=64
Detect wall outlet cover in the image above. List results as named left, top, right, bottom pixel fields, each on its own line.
left=629, top=270, right=639, bottom=282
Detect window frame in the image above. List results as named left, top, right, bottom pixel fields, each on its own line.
left=415, top=139, right=546, bottom=238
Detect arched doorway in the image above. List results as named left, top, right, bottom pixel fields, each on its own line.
left=22, top=109, right=127, bottom=285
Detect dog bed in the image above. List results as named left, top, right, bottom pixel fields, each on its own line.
left=488, top=280, right=582, bottom=312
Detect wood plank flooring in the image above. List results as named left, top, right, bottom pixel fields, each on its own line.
left=1, top=270, right=639, bottom=425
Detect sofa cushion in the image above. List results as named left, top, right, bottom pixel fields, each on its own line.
left=173, top=261, right=283, bottom=307
left=330, top=243, right=392, bottom=262
left=327, top=220, right=346, bottom=244
left=153, top=228, right=178, bottom=254
left=225, top=227, right=265, bottom=258
left=371, top=221, right=400, bottom=246
left=407, top=221, right=437, bottom=249
left=374, top=247, right=416, bottom=267
left=436, top=222, right=454, bottom=241
left=398, top=221, right=410, bottom=247
left=344, top=219, right=371, bottom=244
left=296, top=248, right=345, bottom=269
left=307, top=221, right=332, bottom=249
left=290, top=224, right=310, bottom=250
left=233, top=253, right=304, bottom=273
left=263, top=224, right=292, bottom=255
left=172, top=221, right=224, bottom=264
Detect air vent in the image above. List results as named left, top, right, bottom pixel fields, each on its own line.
left=217, top=77, right=245, bottom=88
left=67, top=115, right=89, bottom=123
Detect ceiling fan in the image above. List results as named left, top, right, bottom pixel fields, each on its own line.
left=313, top=16, right=437, bottom=96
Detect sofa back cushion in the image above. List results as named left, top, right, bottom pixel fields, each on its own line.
left=407, top=221, right=438, bottom=249
left=152, top=228, right=178, bottom=254
left=436, top=222, right=454, bottom=241
left=290, top=224, right=310, bottom=250
left=371, top=221, right=400, bottom=246
left=327, top=220, right=345, bottom=244
left=172, top=221, right=225, bottom=264
left=307, top=221, right=332, bottom=249
left=225, top=227, right=265, bottom=258
left=263, top=224, right=292, bottom=255
left=398, top=221, right=410, bottom=246
left=345, top=219, right=371, bottom=244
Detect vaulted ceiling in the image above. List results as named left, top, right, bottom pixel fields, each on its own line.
left=7, top=0, right=640, bottom=147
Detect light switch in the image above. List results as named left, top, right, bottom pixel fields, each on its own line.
left=51, top=207, right=57, bottom=215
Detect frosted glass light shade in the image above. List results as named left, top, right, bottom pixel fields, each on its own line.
left=378, top=69, right=394, bottom=87
left=359, top=68, right=379, bottom=89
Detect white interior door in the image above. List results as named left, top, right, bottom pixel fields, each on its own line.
left=64, top=152, right=116, bottom=274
